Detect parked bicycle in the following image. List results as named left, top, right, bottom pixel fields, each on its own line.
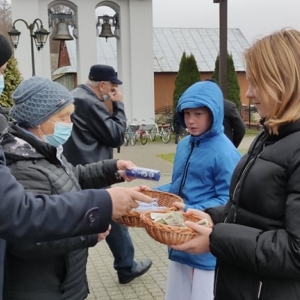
left=135, top=119, right=149, bottom=145
left=149, top=118, right=171, bottom=143
left=124, top=122, right=139, bottom=146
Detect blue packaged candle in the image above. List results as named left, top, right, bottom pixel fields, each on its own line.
left=117, top=167, right=161, bottom=181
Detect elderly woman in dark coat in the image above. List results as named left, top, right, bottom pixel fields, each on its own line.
left=1, top=76, right=135, bottom=300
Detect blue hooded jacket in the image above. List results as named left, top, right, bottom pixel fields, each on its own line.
left=157, top=81, right=241, bottom=270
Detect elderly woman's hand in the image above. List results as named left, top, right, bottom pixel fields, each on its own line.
left=116, top=160, right=136, bottom=181
left=97, top=224, right=111, bottom=242
left=116, top=159, right=136, bottom=170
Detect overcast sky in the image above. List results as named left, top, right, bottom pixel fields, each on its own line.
left=8, top=0, right=300, bottom=44
left=152, top=0, right=300, bottom=43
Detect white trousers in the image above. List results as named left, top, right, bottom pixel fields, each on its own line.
left=165, top=261, right=214, bottom=300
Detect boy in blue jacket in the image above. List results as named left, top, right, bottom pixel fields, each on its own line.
left=157, top=80, right=241, bottom=300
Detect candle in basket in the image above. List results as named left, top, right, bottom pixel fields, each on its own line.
left=116, top=167, right=161, bottom=181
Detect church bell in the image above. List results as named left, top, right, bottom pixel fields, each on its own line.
left=98, top=22, right=115, bottom=40
left=52, top=22, right=73, bottom=41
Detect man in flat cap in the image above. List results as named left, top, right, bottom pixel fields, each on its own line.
left=64, top=64, right=152, bottom=284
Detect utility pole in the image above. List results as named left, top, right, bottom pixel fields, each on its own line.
left=214, top=0, right=228, bottom=98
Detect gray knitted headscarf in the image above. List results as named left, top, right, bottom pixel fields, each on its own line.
left=11, top=76, right=74, bottom=128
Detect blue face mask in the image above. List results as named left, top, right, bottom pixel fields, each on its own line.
left=44, top=122, right=73, bottom=148
left=0, top=75, right=5, bottom=96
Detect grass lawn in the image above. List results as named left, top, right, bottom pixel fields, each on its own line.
left=156, top=153, right=175, bottom=163
left=239, top=149, right=248, bottom=155
left=246, top=128, right=261, bottom=135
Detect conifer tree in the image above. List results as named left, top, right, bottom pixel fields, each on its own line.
left=173, top=52, right=200, bottom=112
left=0, top=56, right=22, bottom=108
left=212, top=53, right=241, bottom=109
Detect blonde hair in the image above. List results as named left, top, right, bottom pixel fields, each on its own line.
left=244, top=28, right=300, bottom=134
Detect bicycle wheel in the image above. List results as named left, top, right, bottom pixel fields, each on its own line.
left=161, top=128, right=171, bottom=143
left=124, top=133, right=129, bottom=146
left=149, top=127, right=157, bottom=141
left=140, top=131, right=148, bottom=145
left=130, top=134, right=137, bottom=146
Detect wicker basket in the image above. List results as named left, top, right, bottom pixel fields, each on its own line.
left=140, top=212, right=201, bottom=245
left=115, top=190, right=183, bottom=228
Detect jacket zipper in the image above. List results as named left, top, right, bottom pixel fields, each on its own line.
left=169, top=141, right=195, bottom=259
left=231, top=157, right=255, bottom=222
left=257, top=281, right=262, bottom=299
left=178, top=142, right=195, bottom=197
left=178, top=162, right=190, bottom=197
left=62, top=164, right=70, bottom=175
left=230, top=132, right=269, bottom=223
left=213, top=266, right=219, bottom=295
left=218, top=157, right=256, bottom=293
left=61, top=164, right=83, bottom=190
left=218, top=133, right=267, bottom=297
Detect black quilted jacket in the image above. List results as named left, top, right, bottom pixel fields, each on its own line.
left=207, top=120, right=300, bottom=300
left=1, top=125, right=122, bottom=300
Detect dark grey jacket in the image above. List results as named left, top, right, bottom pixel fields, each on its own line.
left=1, top=125, right=123, bottom=300
left=206, top=121, right=300, bottom=300
left=223, top=99, right=246, bottom=147
left=0, top=106, right=9, bottom=133
left=64, top=84, right=126, bottom=165
left=0, top=133, right=114, bottom=300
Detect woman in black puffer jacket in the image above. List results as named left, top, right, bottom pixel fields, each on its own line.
left=170, top=28, right=300, bottom=300
left=1, top=76, right=135, bottom=300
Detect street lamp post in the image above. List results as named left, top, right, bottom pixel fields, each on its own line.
left=8, top=18, right=50, bottom=76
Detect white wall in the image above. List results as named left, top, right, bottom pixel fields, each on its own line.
left=116, top=0, right=154, bottom=124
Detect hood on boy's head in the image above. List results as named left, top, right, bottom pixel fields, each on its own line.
left=176, top=81, right=224, bottom=135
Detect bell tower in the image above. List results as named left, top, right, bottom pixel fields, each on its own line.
left=11, top=0, right=155, bottom=123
